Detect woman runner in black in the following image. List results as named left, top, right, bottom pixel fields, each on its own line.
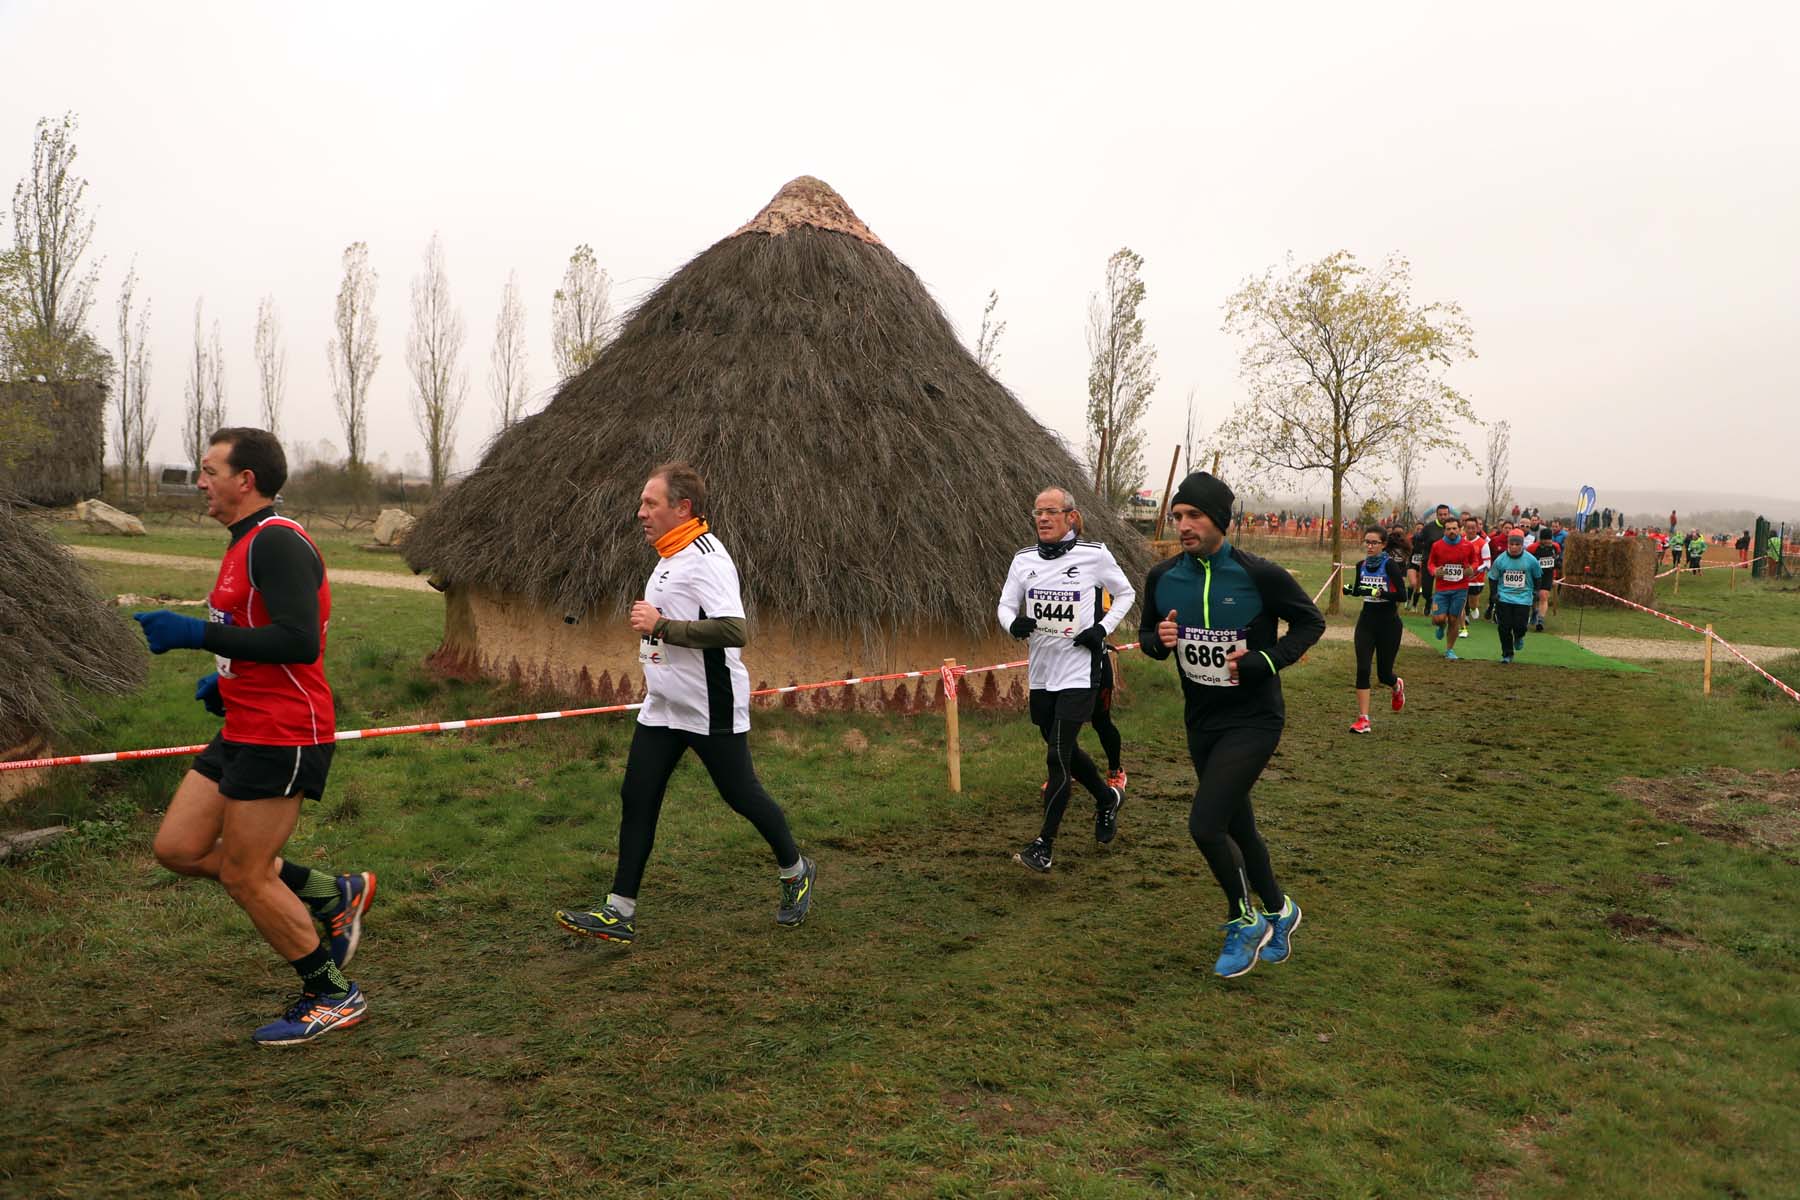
left=1345, top=526, right=1409, bottom=734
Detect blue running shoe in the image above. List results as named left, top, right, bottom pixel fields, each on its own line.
left=1445, top=650, right=1460, bottom=661
left=1501, top=655, right=1513, bottom=664
left=1434, top=622, right=1445, bottom=641
left=1260, top=899, right=1303, bottom=964
left=325, top=871, right=376, bottom=967
left=1515, top=632, right=1526, bottom=651
left=252, top=984, right=367, bottom=1046
left=1213, top=910, right=1272, bottom=978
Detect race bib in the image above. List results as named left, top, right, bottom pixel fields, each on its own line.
left=208, top=605, right=235, bottom=679
left=1441, top=563, right=1464, bottom=583
left=1177, top=626, right=1246, bottom=687
left=1409, top=551, right=1424, bottom=566
left=1537, top=555, right=1556, bottom=570
left=1502, top=569, right=1526, bottom=590
left=638, top=634, right=665, bottom=667
left=1358, top=569, right=1391, bottom=600
left=1025, top=586, right=1083, bottom=638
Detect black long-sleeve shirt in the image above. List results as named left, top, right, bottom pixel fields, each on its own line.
left=200, top=506, right=324, bottom=664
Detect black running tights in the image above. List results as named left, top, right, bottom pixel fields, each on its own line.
left=1186, top=724, right=1286, bottom=920
left=1035, top=715, right=1109, bottom=845
left=611, top=723, right=800, bottom=899
left=1354, top=610, right=1402, bottom=690
left=1090, top=687, right=1122, bottom=773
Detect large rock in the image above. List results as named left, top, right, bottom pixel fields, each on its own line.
left=372, top=508, right=417, bottom=546
left=74, top=499, right=146, bottom=536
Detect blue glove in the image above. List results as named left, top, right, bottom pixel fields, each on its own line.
left=195, top=672, right=225, bottom=717
left=133, top=610, right=208, bottom=654
left=1073, top=623, right=1107, bottom=651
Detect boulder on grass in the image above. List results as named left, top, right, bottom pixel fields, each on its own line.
left=74, top=499, right=146, bottom=536
left=373, top=508, right=417, bottom=546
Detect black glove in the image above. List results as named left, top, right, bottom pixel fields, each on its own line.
left=195, top=672, right=225, bottom=717
left=1342, top=583, right=1356, bottom=596
left=1073, top=623, right=1106, bottom=651
left=1008, top=615, right=1036, bottom=639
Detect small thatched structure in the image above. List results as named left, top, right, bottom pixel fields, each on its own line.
left=1561, top=532, right=1655, bottom=606
left=0, top=380, right=107, bottom=507
left=405, top=177, right=1148, bottom=707
left=1, top=495, right=146, bottom=805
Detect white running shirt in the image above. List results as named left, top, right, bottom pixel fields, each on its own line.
left=636, top=532, right=751, bottom=736
left=997, top=539, right=1137, bottom=692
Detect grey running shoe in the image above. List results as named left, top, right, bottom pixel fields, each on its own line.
left=1014, top=838, right=1053, bottom=873
left=556, top=902, right=637, bottom=944
left=777, top=857, right=816, bottom=928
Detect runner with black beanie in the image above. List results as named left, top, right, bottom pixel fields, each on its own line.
left=1138, top=472, right=1324, bottom=979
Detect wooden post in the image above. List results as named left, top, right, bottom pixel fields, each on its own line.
left=1673, top=561, right=1680, bottom=595
left=942, top=658, right=962, bottom=794
left=1703, top=625, right=1714, bottom=696
left=1153, top=444, right=1181, bottom=541
left=1731, top=562, right=1738, bottom=592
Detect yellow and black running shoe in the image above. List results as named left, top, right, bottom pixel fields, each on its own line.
left=776, top=857, right=816, bottom=928
left=555, top=902, right=636, bottom=944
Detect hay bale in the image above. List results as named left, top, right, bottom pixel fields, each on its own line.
left=0, top=495, right=146, bottom=756
left=1561, top=532, right=1655, bottom=606
left=0, top=380, right=106, bottom=507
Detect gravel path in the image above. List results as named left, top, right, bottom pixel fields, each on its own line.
left=69, top=544, right=432, bottom=592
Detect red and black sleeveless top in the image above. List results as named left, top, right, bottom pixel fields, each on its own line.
left=208, top=516, right=335, bottom=745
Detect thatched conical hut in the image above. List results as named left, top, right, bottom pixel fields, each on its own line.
left=404, top=177, right=1148, bottom=708
left=1, top=496, right=146, bottom=805
left=0, top=380, right=107, bottom=507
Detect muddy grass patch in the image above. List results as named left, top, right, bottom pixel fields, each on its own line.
left=1615, top=767, right=1800, bottom=854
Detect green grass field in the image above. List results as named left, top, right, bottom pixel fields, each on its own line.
left=52, top=519, right=417, bottom=575
left=4, top=553, right=1799, bottom=1197
left=1399, top=617, right=1648, bottom=672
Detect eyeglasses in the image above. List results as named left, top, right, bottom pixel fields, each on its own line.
left=1031, top=508, right=1074, bottom=518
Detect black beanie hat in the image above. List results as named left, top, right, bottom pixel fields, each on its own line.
left=1171, top=471, right=1234, bottom=535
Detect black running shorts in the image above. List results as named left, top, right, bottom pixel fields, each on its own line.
left=192, top=733, right=334, bottom=800
left=1030, top=686, right=1097, bottom=726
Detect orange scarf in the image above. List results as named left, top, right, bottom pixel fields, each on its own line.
left=654, top=516, right=709, bottom=558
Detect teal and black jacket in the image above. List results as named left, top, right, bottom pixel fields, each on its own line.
left=1137, top=540, right=1326, bottom=727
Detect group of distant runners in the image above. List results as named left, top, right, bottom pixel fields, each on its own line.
left=135, top=425, right=1764, bottom=1042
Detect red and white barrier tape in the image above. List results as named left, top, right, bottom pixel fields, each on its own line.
left=1556, top=580, right=1800, bottom=705
left=0, top=642, right=1152, bottom=773
left=1653, top=559, right=1755, bottom=580
left=1310, top=564, right=1342, bottom=606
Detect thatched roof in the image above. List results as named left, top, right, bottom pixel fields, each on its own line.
left=0, top=496, right=146, bottom=747
left=0, top=380, right=106, bottom=507
left=405, top=176, right=1149, bottom=636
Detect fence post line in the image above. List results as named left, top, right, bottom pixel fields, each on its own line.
left=1673, top=562, right=1680, bottom=595
left=1703, top=625, right=1714, bottom=697
left=942, top=658, right=962, bottom=794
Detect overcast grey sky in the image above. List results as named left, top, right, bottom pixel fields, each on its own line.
left=4, top=0, right=1795, bottom=506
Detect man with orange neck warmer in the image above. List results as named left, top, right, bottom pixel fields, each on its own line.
left=555, top=462, right=814, bottom=944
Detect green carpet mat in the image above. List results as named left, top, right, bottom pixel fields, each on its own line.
left=1400, top=615, right=1647, bottom=672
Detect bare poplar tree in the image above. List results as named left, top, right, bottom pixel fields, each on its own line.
left=253, top=295, right=286, bottom=437
left=1392, top=437, right=1421, bottom=526
left=113, top=263, right=140, bottom=496
left=127, top=304, right=154, bottom=499
left=206, top=321, right=228, bottom=434
left=183, top=300, right=209, bottom=468
left=1218, top=251, right=1477, bottom=613
left=975, top=289, right=1006, bottom=375
left=1085, top=247, right=1157, bottom=505
left=7, top=112, right=108, bottom=380
left=406, top=233, right=466, bottom=489
left=1182, top=387, right=1200, bottom=474
left=1484, top=419, right=1512, bottom=523
left=550, top=244, right=612, bottom=381
left=489, top=269, right=529, bottom=430
left=327, top=241, right=380, bottom=467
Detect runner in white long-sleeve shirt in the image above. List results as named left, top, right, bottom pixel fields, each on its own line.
left=997, top=487, right=1136, bottom=872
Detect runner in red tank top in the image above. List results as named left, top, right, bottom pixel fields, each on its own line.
left=132, top=427, right=374, bottom=1046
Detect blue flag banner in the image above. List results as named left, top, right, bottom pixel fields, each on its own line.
left=1576, top=485, right=1596, bottom=523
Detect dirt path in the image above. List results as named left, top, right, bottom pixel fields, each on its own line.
left=69, top=544, right=433, bottom=592
left=1317, top=621, right=1794, bottom=662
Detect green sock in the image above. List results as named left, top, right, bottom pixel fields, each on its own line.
left=290, top=943, right=350, bottom=997
left=278, top=859, right=341, bottom=916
